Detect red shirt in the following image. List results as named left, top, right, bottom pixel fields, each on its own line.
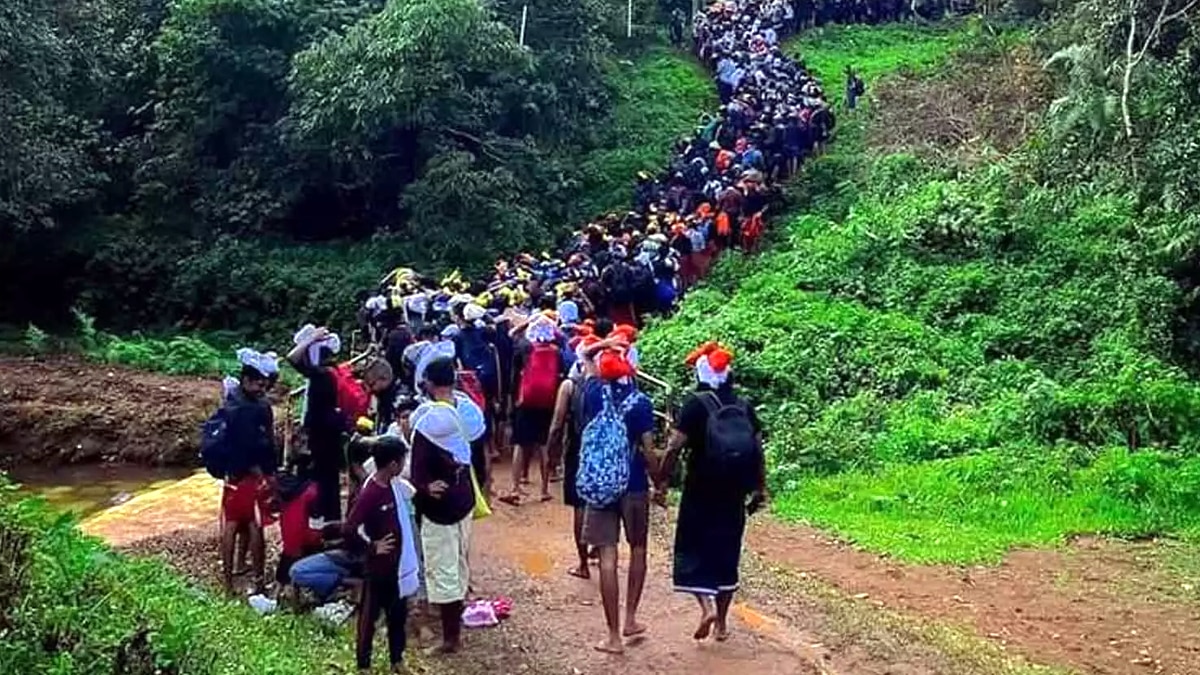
left=279, top=483, right=321, bottom=557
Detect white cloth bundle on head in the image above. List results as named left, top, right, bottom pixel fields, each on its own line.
left=525, top=315, right=557, bottom=344
left=236, top=347, right=279, bottom=377
left=556, top=300, right=580, bottom=326
left=409, top=401, right=472, bottom=466
left=293, top=324, right=340, bottom=366
left=696, top=354, right=730, bottom=388
left=365, top=295, right=388, bottom=314
left=414, top=339, right=456, bottom=390
left=463, top=303, right=487, bottom=322
left=453, top=391, right=487, bottom=442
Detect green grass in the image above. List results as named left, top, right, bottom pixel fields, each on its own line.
left=0, top=484, right=360, bottom=674
left=787, top=21, right=977, bottom=104
left=777, top=447, right=1200, bottom=563
left=572, top=46, right=718, bottom=219
left=642, top=20, right=1200, bottom=565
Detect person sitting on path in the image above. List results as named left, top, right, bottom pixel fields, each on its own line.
left=577, top=338, right=657, bottom=654
left=657, top=341, right=767, bottom=642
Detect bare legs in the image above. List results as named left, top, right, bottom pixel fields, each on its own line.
left=569, top=508, right=590, bottom=579
left=594, top=545, right=624, bottom=654
left=623, top=545, right=647, bottom=637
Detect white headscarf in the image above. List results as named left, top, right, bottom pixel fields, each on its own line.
left=409, top=401, right=472, bottom=466
left=292, top=324, right=340, bottom=366
left=696, top=354, right=730, bottom=388
left=414, top=340, right=456, bottom=390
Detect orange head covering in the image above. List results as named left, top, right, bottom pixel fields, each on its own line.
left=597, top=349, right=634, bottom=381
left=685, top=341, right=733, bottom=387
left=612, top=324, right=639, bottom=343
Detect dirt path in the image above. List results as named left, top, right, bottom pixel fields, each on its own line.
left=747, top=523, right=1200, bottom=675
left=85, top=469, right=1200, bottom=675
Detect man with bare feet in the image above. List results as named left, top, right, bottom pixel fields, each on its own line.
left=658, top=342, right=766, bottom=643
left=577, top=338, right=657, bottom=654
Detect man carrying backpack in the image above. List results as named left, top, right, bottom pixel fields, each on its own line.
left=205, top=348, right=279, bottom=596
left=501, top=313, right=563, bottom=506
left=657, top=341, right=765, bottom=643
left=576, top=337, right=656, bottom=655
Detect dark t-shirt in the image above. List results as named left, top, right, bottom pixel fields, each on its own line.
left=580, top=378, right=656, bottom=494
left=293, top=358, right=343, bottom=446
left=343, top=478, right=403, bottom=578
left=410, top=432, right=474, bottom=526
left=674, top=385, right=761, bottom=495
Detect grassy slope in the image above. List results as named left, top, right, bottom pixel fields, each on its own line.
left=572, top=45, right=718, bottom=219
left=639, top=21, right=1200, bottom=564
left=0, top=488, right=359, bottom=674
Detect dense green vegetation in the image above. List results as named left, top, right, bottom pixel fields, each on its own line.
left=0, top=483, right=359, bottom=674
left=641, top=6, right=1200, bottom=564
left=1, top=0, right=702, bottom=342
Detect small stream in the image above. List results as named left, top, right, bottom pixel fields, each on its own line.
left=9, top=464, right=194, bottom=517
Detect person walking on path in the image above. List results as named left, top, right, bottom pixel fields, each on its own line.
left=576, top=337, right=657, bottom=654
left=657, top=341, right=767, bottom=642
left=846, top=65, right=866, bottom=110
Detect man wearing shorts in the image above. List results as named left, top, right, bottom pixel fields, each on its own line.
left=577, top=341, right=657, bottom=654
left=218, top=353, right=278, bottom=595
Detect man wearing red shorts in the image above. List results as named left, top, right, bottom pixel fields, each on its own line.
left=219, top=357, right=279, bottom=595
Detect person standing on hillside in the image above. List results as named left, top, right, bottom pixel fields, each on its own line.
left=670, top=7, right=687, bottom=47
left=288, top=325, right=347, bottom=521
left=576, top=337, right=657, bottom=655
left=210, top=348, right=279, bottom=596
left=846, top=66, right=865, bottom=110
left=657, top=342, right=766, bottom=643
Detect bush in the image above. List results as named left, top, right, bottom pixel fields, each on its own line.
left=640, top=20, right=1200, bottom=563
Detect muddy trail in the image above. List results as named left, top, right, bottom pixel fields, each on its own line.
left=10, top=357, right=1200, bottom=675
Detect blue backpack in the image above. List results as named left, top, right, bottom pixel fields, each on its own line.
left=576, top=385, right=646, bottom=508
left=200, top=406, right=233, bottom=479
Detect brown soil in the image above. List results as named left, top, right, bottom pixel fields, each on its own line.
left=19, top=359, right=1200, bottom=675
left=868, top=42, right=1052, bottom=166
left=748, top=523, right=1200, bottom=675
left=0, top=356, right=217, bottom=468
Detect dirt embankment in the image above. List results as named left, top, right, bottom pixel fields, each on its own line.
left=0, top=356, right=217, bottom=468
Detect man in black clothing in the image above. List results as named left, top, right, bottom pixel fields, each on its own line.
left=288, top=327, right=347, bottom=521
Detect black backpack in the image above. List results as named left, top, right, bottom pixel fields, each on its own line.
left=698, top=392, right=760, bottom=493
left=200, top=406, right=234, bottom=479
left=608, top=263, right=638, bottom=304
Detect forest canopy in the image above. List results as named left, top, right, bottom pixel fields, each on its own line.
left=0, top=0, right=654, bottom=336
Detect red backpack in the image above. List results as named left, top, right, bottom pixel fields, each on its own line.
left=518, top=343, right=561, bottom=409
left=456, top=368, right=487, bottom=410
left=332, top=363, right=371, bottom=428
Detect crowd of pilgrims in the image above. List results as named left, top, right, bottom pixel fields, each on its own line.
left=207, top=1, right=967, bottom=671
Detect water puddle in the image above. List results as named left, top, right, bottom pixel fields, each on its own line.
left=8, top=464, right=193, bottom=517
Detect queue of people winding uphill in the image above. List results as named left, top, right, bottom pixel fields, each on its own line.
left=198, top=1, right=965, bottom=670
